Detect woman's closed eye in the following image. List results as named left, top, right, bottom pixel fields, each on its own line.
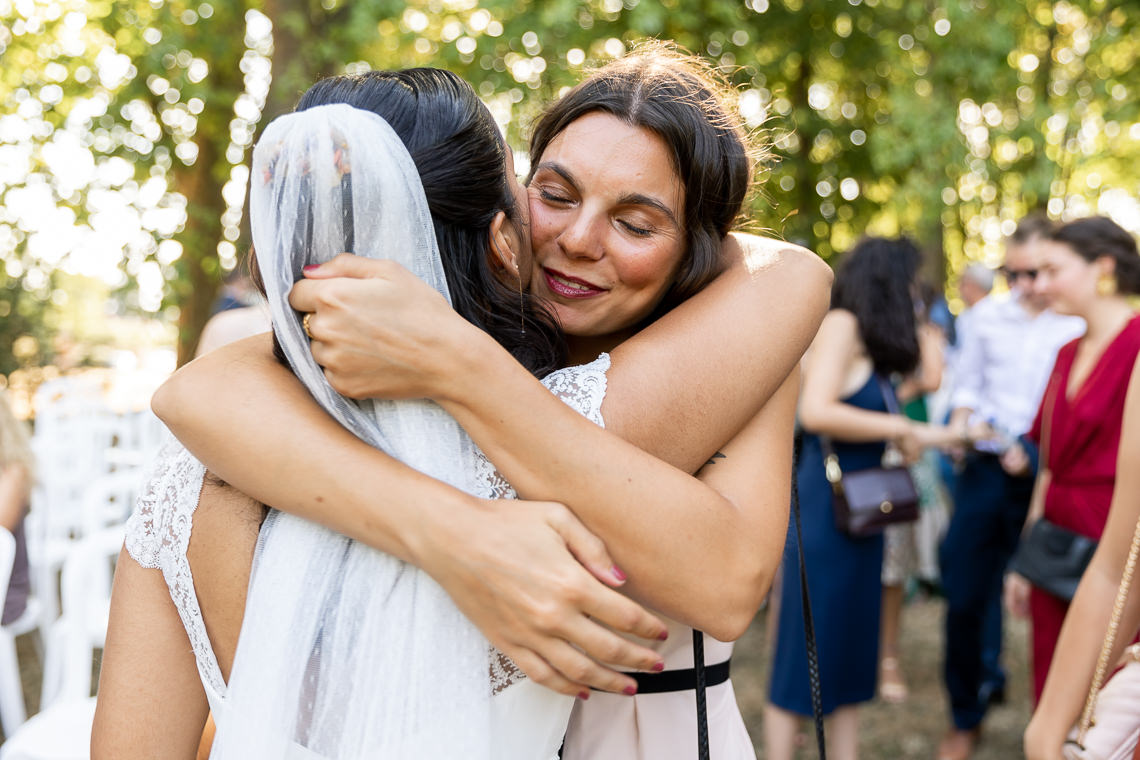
left=618, top=219, right=653, bottom=237
left=537, top=187, right=574, bottom=205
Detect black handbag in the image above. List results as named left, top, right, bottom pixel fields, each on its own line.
left=821, top=376, right=920, bottom=537
left=1007, top=374, right=1096, bottom=601
left=1008, top=518, right=1096, bottom=601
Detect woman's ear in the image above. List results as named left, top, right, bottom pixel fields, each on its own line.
left=488, top=211, right=521, bottom=276
left=1095, top=255, right=1117, bottom=280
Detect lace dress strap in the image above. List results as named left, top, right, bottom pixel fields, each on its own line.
left=542, top=352, right=610, bottom=428
left=480, top=353, right=611, bottom=695
left=125, top=434, right=227, bottom=697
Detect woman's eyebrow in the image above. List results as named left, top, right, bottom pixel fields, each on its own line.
left=536, top=161, right=680, bottom=229
left=535, top=161, right=579, bottom=189
left=616, top=191, right=680, bottom=230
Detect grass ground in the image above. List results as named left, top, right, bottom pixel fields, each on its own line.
left=733, top=594, right=1032, bottom=758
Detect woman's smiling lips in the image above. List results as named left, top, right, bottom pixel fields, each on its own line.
left=542, top=267, right=607, bottom=298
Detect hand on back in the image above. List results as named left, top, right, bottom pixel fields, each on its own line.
left=416, top=495, right=668, bottom=697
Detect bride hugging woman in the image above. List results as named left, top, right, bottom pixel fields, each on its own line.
left=96, top=45, right=832, bottom=760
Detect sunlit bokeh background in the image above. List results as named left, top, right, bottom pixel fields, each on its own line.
left=2, top=0, right=1138, bottom=414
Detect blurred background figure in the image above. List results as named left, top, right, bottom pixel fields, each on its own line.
left=194, top=262, right=271, bottom=358
left=879, top=293, right=952, bottom=704
left=766, top=236, right=957, bottom=760
left=1004, top=216, right=1140, bottom=701
left=959, top=263, right=996, bottom=311
left=0, top=392, right=32, bottom=629
left=937, top=215, right=1085, bottom=760
left=951, top=264, right=996, bottom=364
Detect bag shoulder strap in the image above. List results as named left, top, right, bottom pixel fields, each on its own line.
left=693, top=631, right=708, bottom=760
left=1039, top=374, right=1060, bottom=469
left=792, top=447, right=828, bottom=757
left=1077, top=513, right=1140, bottom=744
left=876, top=374, right=902, bottom=416
left=820, top=372, right=896, bottom=486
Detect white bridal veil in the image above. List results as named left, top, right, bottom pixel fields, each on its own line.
left=213, top=103, right=493, bottom=758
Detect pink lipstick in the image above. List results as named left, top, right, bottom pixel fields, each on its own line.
left=542, top=267, right=606, bottom=298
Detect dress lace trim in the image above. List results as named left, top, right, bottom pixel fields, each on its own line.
left=124, top=434, right=227, bottom=697
left=482, top=353, right=610, bottom=694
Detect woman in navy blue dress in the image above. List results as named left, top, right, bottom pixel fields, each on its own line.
left=765, top=237, right=958, bottom=760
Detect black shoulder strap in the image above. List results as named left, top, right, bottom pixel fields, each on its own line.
left=792, top=445, right=828, bottom=758
left=693, top=630, right=709, bottom=759
left=692, top=445, right=826, bottom=760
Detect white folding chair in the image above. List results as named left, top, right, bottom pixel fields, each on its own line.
left=77, top=471, right=141, bottom=539
left=38, top=525, right=124, bottom=712
left=0, top=697, right=95, bottom=760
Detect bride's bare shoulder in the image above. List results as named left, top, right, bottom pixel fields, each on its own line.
left=724, top=231, right=833, bottom=286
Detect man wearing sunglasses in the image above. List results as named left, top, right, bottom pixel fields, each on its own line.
left=936, top=215, right=1085, bottom=760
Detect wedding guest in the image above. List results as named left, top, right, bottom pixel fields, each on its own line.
left=959, top=263, right=995, bottom=310
left=0, top=392, right=31, bottom=627
left=879, top=311, right=949, bottom=704
left=936, top=215, right=1084, bottom=760
left=1024, top=329, right=1140, bottom=760
left=1005, top=216, right=1140, bottom=700
left=765, top=236, right=957, bottom=760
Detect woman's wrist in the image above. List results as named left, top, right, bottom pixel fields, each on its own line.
left=1024, top=712, right=1066, bottom=760
left=401, top=486, right=482, bottom=574
left=431, top=326, right=517, bottom=406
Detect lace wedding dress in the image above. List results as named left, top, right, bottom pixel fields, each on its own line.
left=125, top=354, right=611, bottom=759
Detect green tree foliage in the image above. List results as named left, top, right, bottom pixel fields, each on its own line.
left=2, top=0, right=1137, bottom=366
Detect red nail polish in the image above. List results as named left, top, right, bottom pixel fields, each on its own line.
left=578, top=691, right=590, bottom=701
left=611, top=565, right=627, bottom=582
left=623, top=684, right=637, bottom=696
left=651, top=661, right=665, bottom=672
left=303, top=264, right=320, bottom=272
left=658, top=630, right=669, bottom=641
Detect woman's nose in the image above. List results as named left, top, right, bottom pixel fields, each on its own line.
left=557, top=209, right=604, bottom=261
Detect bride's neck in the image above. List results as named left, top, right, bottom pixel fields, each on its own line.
left=566, top=330, right=630, bottom=366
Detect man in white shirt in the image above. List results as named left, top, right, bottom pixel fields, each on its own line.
left=936, top=217, right=1085, bottom=760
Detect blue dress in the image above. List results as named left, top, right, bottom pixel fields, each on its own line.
left=769, top=373, right=889, bottom=716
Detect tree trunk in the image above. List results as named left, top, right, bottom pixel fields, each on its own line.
left=790, top=36, right=818, bottom=254
left=175, top=137, right=225, bottom=366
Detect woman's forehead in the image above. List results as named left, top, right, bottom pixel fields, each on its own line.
left=538, top=112, right=683, bottom=211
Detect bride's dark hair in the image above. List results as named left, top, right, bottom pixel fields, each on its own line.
left=278, top=68, right=566, bottom=377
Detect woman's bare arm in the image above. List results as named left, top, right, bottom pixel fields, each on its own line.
left=599, top=233, right=830, bottom=472
left=1024, top=353, right=1140, bottom=760
left=92, top=549, right=210, bottom=760
left=156, top=233, right=826, bottom=640
left=0, top=463, right=29, bottom=533
left=896, top=322, right=945, bottom=403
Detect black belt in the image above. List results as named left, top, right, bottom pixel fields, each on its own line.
left=591, top=658, right=731, bottom=694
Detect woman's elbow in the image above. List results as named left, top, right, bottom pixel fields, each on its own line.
left=701, top=553, right=778, bottom=642
left=150, top=374, right=183, bottom=426
left=797, top=402, right=828, bottom=435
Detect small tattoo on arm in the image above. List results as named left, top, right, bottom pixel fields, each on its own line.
left=704, top=452, right=727, bottom=467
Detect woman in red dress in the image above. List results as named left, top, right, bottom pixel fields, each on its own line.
left=1005, top=215, right=1140, bottom=702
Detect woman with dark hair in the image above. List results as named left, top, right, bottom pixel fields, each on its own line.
left=1005, top=215, right=1140, bottom=705
left=136, top=45, right=831, bottom=759
left=764, top=237, right=958, bottom=760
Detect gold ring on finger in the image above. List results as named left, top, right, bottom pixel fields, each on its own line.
left=302, top=312, right=314, bottom=340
